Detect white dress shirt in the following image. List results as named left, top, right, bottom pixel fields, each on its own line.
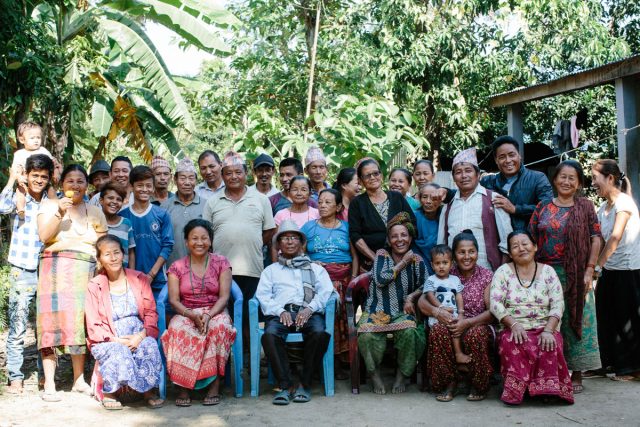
left=256, top=262, right=333, bottom=316
left=437, top=184, right=513, bottom=270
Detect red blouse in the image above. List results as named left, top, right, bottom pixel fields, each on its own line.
left=167, top=253, right=231, bottom=309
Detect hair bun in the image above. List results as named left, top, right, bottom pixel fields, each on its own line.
left=462, top=229, right=474, bottom=235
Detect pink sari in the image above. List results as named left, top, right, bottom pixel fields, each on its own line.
left=498, top=328, right=574, bottom=405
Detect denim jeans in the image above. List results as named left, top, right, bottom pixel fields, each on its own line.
left=6, top=266, right=38, bottom=382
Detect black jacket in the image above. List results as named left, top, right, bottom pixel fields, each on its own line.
left=480, top=166, right=553, bottom=231
left=348, top=190, right=416, bottom=265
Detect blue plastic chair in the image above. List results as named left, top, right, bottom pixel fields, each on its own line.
left=156, top=281, right=244, bottom=399
left=154, top=284, right=169, bottom=400
left=249, top=294, right=336, bottom=397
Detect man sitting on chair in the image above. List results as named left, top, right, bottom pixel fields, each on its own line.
left=256, top=219, right=333, bottom=405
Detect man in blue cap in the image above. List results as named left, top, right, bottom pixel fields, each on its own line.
left=250, top=153, right=279, bottom=197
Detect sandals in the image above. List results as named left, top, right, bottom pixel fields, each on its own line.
left=292, top=386, right=311, bottom=403
left=175, top=395, right=192, bottom=407
left=41, top=391, right=62, bottom=402
left=203, top=395, right=221, bottom=406
left=572, top=384, right=584, bottom=393
left=101, top=397, right=123, bottom=410
left=466, top=387, right=486, bottom=401
left=611, top=375, right=640, bottom=382
left=6, top=380, right=24, bottom=395
left=435, top=386, right=457, bottom=402
left=272, top=389, right=291, bottom=405
left=147, top=396, right=165, bottom=409
left=71, top=382, right=93, bottom=396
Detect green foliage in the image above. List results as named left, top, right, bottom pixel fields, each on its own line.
left=311, top=95, right=428, bottom=171
left=0, top=244, right=11, bottom=332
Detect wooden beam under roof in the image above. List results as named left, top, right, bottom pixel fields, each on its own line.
left=490, top=55, right=640, bottom=107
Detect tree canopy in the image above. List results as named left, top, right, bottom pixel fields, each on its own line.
left=1, top=0, right=639, bottom=180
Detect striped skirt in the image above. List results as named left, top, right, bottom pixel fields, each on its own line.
left=37, top=250, right=96, bottom=353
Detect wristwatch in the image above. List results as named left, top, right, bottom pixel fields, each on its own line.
left=594, top=265, right=602, bottom=277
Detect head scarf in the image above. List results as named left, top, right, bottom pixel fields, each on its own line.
left=387, top=211, right=416, bottom=238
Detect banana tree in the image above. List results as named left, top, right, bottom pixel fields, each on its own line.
left=21, top=0, right=238, bottom=162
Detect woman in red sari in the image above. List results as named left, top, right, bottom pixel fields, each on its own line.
left=490, top=230, right=573, bottom=405
left=161, top=219, right=236, bottom=407
left=419, top=230, right=494, bottom=402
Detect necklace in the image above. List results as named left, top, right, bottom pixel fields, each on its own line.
left=189, top=254, right=209, bottom=297
left=514, top=262, right=537, bottom=289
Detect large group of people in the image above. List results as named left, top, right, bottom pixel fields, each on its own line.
left=2, top=122, right=640, bottom=410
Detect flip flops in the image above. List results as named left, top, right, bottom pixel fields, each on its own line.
left=203, top=395, right=221, bottom=406
left=292, top=387, right=311, bottom=403
left=101, top=397, right=123, bottom=410
left=41, top=391, right=62, bottom=402
left=272, top=389, right=291, bottom=405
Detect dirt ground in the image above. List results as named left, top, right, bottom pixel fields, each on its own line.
left=1, top=329, right=639, bottom=426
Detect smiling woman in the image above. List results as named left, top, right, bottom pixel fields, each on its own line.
left=529, top=160, right=602, bottom=393
left=85, top=235, right=164, bottom=410
left=161, top=219, right=236, bottom=407
left=36, top=164, right=108, bottom=401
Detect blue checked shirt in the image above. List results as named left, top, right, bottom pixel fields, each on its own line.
left=0, top=187, right=47, bottom=270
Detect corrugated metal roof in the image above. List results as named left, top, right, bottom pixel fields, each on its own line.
left=489, top=53, right=640, bottom=102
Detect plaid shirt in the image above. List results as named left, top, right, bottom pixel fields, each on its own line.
left=0, top=187, right=47, bottom=270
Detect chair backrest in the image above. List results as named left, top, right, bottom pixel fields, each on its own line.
left=346, top=272, right=371, bottom=310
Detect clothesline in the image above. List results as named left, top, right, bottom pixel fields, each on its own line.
left=524, top=122, right=640, bottom=168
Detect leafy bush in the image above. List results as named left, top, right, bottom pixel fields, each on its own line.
left=0, top=244, right=10, bottom=332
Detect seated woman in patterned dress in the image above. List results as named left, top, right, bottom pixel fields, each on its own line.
left=85, top=235, right=164, bottom=410
left=419, top=230, right=494, bottom=402
left=161, top=219, right=236, bottom=407
left=357, top=212, right=426, bottom=395
left=490, top=230, right=573, bottom=405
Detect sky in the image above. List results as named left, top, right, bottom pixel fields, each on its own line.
left=145, top=0, right=228, bottom=77
left=145, top=22, right=215, bottom=77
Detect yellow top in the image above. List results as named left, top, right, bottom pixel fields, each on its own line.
left=38, top=199, right=108, bottom=256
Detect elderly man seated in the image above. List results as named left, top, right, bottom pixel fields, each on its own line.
left=256, top=219, right=333, bottom=405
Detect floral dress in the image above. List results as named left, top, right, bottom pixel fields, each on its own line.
left=91, top=288, right=162, bottom=394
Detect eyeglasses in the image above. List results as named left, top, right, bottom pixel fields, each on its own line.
left=279, top=236, right=301, bottom=242
left=362, top=171, right=381, bottom=181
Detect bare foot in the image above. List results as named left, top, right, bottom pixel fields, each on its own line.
left=455, top=352, right=472, bottom=364
left=370, top=369, right=386, bottom=395
left=391, top=370, right=410, bottom=394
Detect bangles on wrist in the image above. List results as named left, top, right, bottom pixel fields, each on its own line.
left=183, top=308, right=192, bottom=317
left=509, top=321, right=522, bottom=330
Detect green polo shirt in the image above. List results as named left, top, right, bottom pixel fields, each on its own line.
left=203, top=186, right=275, bottom=278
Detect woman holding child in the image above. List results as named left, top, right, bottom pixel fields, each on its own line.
left=419, top=230, right=494, bottom=402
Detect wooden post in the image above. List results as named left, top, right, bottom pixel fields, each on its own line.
left=615, top=76, right=640, bottom=205
left=507, top=103, right=524, bottom=159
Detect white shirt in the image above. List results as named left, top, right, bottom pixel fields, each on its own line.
left=249, top=184, right=279, bottom=197
left=437, top=184, right=512, bottom=270
left=598, top=193, right=640, bottom=270
left=256, top=262, right=333, bottom=316
left=88, top=192, right=101, bottom=207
